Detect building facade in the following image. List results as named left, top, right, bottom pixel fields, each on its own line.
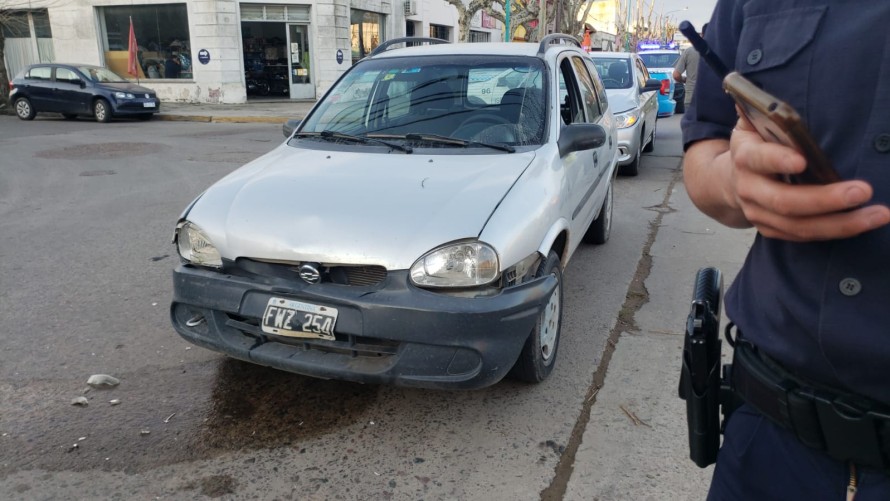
left=3, top=0, right=504, bottom=104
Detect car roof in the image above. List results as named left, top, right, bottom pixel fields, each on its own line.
left=369, top=39, right=592, bottom=62
left=588, top=52, right=634, bottom=59
left=638, top=49, right=680, bottom=54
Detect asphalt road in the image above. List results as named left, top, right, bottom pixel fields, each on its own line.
left=0, top=113, right=712, bottom=500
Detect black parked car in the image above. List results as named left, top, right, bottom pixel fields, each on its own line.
left=9, top=63, right=160, bottom=122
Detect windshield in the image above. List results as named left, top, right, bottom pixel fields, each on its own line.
left=299, top=55, right=547, bottom=146
left=77, top=66, right=128, bottom=83
left=638, top=52, right=680, bottom=69
left=590, top=58, right=633, bottom=89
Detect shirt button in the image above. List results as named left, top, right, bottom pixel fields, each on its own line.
left=747, top=49, right=763, bottom=66
left=874, top=133, right=890, bottom=153
left=839, top=278, right=862, bottom=296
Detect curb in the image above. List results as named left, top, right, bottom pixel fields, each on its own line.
left=155, top=114, right=292, bottom=124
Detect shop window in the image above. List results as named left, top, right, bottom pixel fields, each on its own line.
left=2, top=10, right=54, bottom=78
left=99, top=3, right=191, bottom=80
left=429, top=24, right=450, bottom=41
left=469, top=30, right=490, bottom=43
left=351, top=10, right=385, bottom=64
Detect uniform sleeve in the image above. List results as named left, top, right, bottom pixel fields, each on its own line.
left=680, top=0, right=745, bottom=150
left=674, top=49, right=689, bottom=73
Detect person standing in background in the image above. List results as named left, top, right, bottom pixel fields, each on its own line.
left=673, top=23, right=707, bottom=112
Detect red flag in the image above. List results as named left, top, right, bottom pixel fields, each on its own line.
left=127, top=17, right=138, bottom=77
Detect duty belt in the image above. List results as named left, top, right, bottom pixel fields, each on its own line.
left=732, top=341, right=890, bottom=471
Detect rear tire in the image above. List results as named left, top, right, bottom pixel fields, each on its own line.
left=508, top=251, right=563, bottom=383
left=583, top=180, right=613, bottom=245
left=93, top=98, right=112, bottom=123
left=14, top=97, right=36, bottom=120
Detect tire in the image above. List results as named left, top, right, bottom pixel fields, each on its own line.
left=643, top=122, right=656, bottom=153
left=618, top=138, right=641, bottom=176
left=508, top=250, right=563, bottom=383
left=93, top=98, right=112, bottom=123
left=14, top=97, right=36, bottom=120
left=62, top=113, right=78, bottom=120
left=583, top=180, right=613, bottom=245
left=136, top=114, right=154, bottom=121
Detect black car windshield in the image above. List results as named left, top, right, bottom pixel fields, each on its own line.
left=638, top=52, right=680, bottom=69
left=590, top=58, right=633, bottom=90
left=298, top=55, right=547, bottom=146
left=77, top=66, right=128, bottom=83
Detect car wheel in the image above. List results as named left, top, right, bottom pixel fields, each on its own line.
left=643, top=122, right=656, bottom=153
left=136, top=114, right=154, bottom=121
left=93, top=98, right=112, bottom=123
left=508, top=250, right=563, bottom=383
left=619, top=137, right=642, bottom=177
left=583, top=180, right=613, bottom=245
left=14, top=97, right=36, bottom=120
left=62, top=113, right=78, bottom=120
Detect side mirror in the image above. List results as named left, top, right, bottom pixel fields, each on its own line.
left=642, top=78, right=662, bottom=93
left=74, top=78, right=86, bottom=88
left=558, top=123, right=606, bottom=157
left=283, top=119, right=301, bottom=138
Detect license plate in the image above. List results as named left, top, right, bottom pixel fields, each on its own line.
left=143, top=102, right=156, bottom=108
left=261, top=297, right=338, bottom=340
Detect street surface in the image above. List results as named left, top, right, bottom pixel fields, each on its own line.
left=0, top=113, right=753, bottom=500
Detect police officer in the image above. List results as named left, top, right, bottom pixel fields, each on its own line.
left=682, top=1, right=890, bottom=499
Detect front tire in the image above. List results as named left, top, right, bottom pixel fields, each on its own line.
left=643, top=122, right=656, bottom=153
left=583, top=181, right=613, bottom=245
left=93, top=98, right=112, bottom=123
left=14, top=98, right=36, bottom=120
left=508, top=251, right=563, bottom=383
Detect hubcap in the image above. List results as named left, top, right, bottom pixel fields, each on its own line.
left=96, top=103, right=106, bottom=120
left=16, top=100, right=29, bottom=117
left=539, top=275, right=560, bottom=362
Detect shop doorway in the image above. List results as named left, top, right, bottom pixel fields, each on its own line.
left=242, top=21, right=290, bottom=98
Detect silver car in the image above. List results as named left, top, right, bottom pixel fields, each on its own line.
left=171, top=36, right=619, bottom=389
left=590, top=52, right=661, bottom=176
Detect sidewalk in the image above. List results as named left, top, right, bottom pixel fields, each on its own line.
left=155, top=98, right=316, bottom=124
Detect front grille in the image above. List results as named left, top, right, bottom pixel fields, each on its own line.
left=225, top=313, right=399, bottom=358
left=233, top=258, right=387, bottom=286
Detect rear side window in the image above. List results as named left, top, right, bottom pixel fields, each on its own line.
left=27, top=67, right=52, bottom=80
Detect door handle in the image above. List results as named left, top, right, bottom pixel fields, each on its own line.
left=593, top=151, right=599, bottom=166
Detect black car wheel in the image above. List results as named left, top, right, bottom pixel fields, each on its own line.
left=583, top=180, right=613, bottom=245
left=93, top=98, right=112, bottom=123
left=508, top=250, right=563, bottom=383
left=62, top=113, right=78, bottom=120
left=643, top=121, right=656, bottom=153
left=14, top=97, right=36, bottom=120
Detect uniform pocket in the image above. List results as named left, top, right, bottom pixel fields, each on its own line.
left=737, top=6, right=827, bottom=73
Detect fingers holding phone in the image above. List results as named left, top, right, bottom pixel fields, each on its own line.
left=727, top=118, right=890, bottom=241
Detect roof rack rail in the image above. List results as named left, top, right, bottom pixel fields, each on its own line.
left=368, top=37, right=450, bottom=58
left=537, top=34, right=581, bottom=56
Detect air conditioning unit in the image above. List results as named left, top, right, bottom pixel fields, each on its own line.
left=404, top=0, right=417, bottom=16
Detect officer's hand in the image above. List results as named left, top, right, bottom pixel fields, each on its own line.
left=727, top=114, right=890, bottom=241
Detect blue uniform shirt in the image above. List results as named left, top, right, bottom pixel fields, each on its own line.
left=682, top=0, right=890, bottom=404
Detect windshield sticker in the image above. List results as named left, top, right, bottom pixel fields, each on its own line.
left=402, top=67, right=422, bottom=74
left=383, top=73, right=395, bottom=80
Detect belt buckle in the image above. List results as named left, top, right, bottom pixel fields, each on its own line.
left=812, top=392, right=889, bottom=469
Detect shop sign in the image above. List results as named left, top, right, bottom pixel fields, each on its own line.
left=198, top=49, right=210, bottom=64
left=337, top=49, right=343, bottom=64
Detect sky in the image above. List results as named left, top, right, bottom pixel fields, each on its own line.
left=651, top=0, right=718, bottom=32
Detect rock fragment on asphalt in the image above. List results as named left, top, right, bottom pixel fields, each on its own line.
left=87, top=374, right=120, bottom=388
left=71, top=396, right=89, bottom=406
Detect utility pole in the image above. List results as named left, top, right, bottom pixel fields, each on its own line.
left=553, top=0, right=561, bottom=34
left=539, top=0, right=548, bottom=38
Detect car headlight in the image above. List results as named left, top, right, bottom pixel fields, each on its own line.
left=114, top=92, right=135, bottom=99
left=410, top=241, right=499, bottom=288
left=176, top=221, right=222, bottom=268
left=614, top=108, right=641, bottom=129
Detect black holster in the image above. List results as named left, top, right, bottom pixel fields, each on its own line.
left=678, top=267, right=732, bottom=468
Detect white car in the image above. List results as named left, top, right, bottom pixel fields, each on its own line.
left=590, top=52, right=662, bottom=176
left=171, top=36, right=619, bottom=390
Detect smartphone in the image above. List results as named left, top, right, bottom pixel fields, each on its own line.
left=679, top=22, right=840, bottom=184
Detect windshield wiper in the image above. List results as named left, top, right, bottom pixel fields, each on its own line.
left=296, top=130, right=413, bottom=153
left=372, top=133, right=515, bottom=153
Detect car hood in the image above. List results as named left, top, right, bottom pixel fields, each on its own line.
left=100, top=82, right=156, bottom=94
left=186, top=145, right=537, bottom=270
left=604, top=87, right=640, bottom=114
